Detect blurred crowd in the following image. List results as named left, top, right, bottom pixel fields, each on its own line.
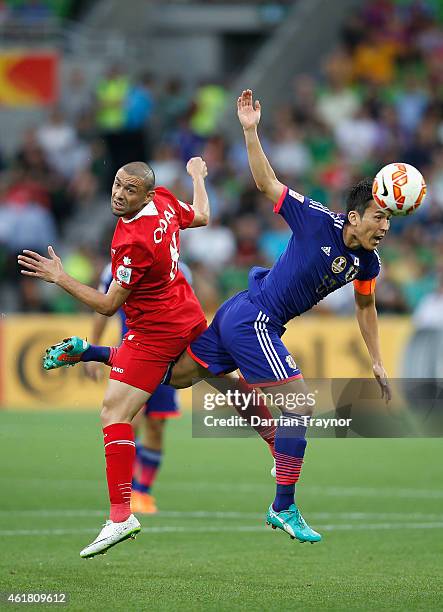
left=1, top=0, right=443, bottom=322
left=0, top=0, right=75, bottom=26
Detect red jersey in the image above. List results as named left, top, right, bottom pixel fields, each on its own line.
left=111, top=186, right=206, bottom=337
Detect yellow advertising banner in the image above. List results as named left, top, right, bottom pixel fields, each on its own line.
left=0, top=315, right=412, bottom=410
left=282, top=316, right=412, bottom=378
left=1, top=315, right=120, bottom=410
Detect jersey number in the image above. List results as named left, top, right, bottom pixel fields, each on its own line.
left=169, top=231, right=179, bottom=280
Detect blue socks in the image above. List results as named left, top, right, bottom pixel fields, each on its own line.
left=132, top=443, right=163, bottom=494
left=273, top=412, right=307, bottom=512
left=81, top=345, right=111, bottom=363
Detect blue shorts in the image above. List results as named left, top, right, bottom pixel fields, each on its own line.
left=144, top=384, right=179, bottom=419
left=188, top=291, right=302, bottom=386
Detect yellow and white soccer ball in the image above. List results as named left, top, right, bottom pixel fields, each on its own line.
left=372, top=162, right=427, bottom=216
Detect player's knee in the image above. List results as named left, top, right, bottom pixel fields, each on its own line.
left=264, top=378, right=314, bottom=416
left=101, top=397, right=129, bottom=426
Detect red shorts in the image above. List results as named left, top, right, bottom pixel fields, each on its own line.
left=109, top=319, right=207, bottom=394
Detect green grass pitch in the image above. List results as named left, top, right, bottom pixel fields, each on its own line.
left=0, top=411, right=442, bottom=611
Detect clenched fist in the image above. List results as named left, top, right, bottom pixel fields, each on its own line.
left=186, top=157, right=208, bottom=180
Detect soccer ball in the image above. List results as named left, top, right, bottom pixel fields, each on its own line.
left=372, top=162, right=427, bottom=216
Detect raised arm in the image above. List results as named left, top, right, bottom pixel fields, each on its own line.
left=238, top=89, right=285, bottom=203
left=354, top=289, right=391, bottom=402
left=18, top=247, right=130, bottom=316
left=187, top=157, right=210, bottom=228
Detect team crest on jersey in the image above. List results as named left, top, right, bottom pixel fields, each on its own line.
left=285, top=355, right=297, bottom=370
left=116, top=265, right=132, bottom=284
left=331, top=256, right=347, bottom=274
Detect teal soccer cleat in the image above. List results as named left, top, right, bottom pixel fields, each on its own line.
left=266, top=503, right=322, bottom=543
left=43, top=337, right=89, bottom=370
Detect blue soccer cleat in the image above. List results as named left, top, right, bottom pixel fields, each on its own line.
left=43, top=336, right=89, bottom=370
left=266, top=503, right=322, bottom=543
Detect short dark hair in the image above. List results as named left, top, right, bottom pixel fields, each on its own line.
left=345, top=177, right=374, bottom=222
left=121, top=161, right=155, bottom=191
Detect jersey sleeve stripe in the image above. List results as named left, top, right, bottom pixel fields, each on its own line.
left=273, top=186, right=289, bottom=214
left=187, top=345, right=209, bottom=369
left=353, top=278, right=376, bottom=295
left=308, top=202, right=344, bottom=226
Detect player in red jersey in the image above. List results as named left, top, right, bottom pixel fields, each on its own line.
left=18, top=158, right=209, bottom=558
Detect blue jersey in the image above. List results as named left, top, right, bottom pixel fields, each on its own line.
left=99, top=261, right=193, bottom=339
left=247, top=187, right=380, bottom=325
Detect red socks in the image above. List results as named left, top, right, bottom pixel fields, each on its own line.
left=103, top=423, right=136, bottom=522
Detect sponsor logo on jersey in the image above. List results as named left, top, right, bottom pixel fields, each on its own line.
left=285, top=355, right=297, bottom=370
left=112, top=366, right=124, bottom=373
left=321, top=246, right=331, bottom=256
left=289, top=189, right=304, bottom=202
left=116, top=265, right=132, bottom=284
left=123, top=256, right=132, bottom=265
left=111, top=249, right=116, bottom=254
left=331, top=256, right=347, bottom=274
left=353, top=256, right=360, bottom=267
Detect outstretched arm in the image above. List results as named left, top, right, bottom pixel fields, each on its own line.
left=187, top=157, right=210, bottom=228
left=18, top=247, right=130, bottom=316
left=354, top=289, right=392, bottom=402
left=238, top=89, right=285, bottom=203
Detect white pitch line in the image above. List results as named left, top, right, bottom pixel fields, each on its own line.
left=1, top=522, right=443, bottom=537
left=167, top=482, right=443, bottom=499
left=1, top=510, right=443, bottom=521
left=306, top=485, right=443, bottom=500
left=1, top=478, right=442, bottom=499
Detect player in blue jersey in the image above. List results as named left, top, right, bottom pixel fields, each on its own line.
left=167, top=89, right=392, bottom=542
left=44, top=90, right=392, bottom=544
left=83, top=261, right=193, bottom=514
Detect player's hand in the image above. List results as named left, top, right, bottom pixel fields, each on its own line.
left=83, top=361, right=104, bottom=382
left=373, top=362, right=392, bottom=403
left=18, top=246, right=64, bottom=284
left=237, top=89, right=261, bottom=130
left=186, top=157, right=208, bottom=179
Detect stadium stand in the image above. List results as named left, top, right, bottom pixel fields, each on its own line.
left=0, top=0, right=442, bottom=320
